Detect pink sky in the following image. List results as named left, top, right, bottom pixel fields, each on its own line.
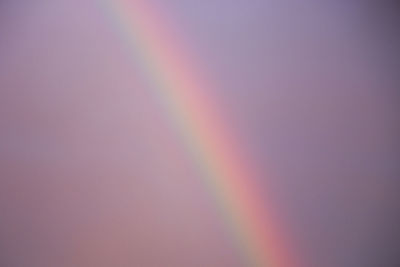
left=0, top=1, right=398, bottom=266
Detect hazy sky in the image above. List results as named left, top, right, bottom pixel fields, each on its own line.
left=0, top=1, right=398, bottom=266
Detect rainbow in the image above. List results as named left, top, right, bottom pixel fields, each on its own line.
left=100, top=0, right=295, bottom=266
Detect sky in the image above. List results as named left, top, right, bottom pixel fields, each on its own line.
left=0, top=1, right=399, bottom=266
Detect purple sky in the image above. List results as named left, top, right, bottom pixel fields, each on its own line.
left=0, top=1, right=399, bottom=266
